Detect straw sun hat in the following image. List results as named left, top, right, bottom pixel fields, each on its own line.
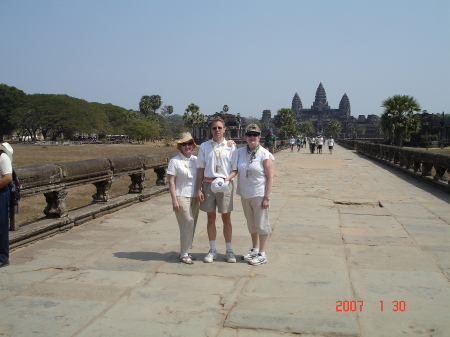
left=176, top=132, right=197, bottom=151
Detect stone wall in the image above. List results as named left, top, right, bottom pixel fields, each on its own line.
left=339, top=140, right=450, bottom=193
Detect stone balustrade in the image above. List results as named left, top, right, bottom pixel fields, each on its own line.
left=10, top=151, right=178, bottom=231
left=339, top=140, right=450, bottom=193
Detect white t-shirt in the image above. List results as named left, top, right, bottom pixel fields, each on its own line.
left=167, top=152, right=197, bottom=197
left=234, top=145, right=274, bottom=199
left=318, top=137, right=324, bottom=145
left=328, top=139, right=334, bottom=146
left=197, top=139, right=236, bottom=178
left=0, top=153, right=12, bottom=178
left=289, top=137, right=296, bottom=145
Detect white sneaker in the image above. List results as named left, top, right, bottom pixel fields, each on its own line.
left=226, top=250, right=236, bottom=263
left=242, top=248, right=258, bottom=261
left=249, top=253, right=267, bottom=266
left=203, top=249, right=217, bottom=263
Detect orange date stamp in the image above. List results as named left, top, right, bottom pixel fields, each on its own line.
left=335, top=301, right=407, bottom=312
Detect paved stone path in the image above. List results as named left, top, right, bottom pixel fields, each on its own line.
left=1, top=145, right=449, bottom=336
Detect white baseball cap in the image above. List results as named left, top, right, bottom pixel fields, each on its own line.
left=210, top=178, right=229, bottom=193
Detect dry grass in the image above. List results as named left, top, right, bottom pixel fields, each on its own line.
left=404, top=147, right=450, bottom=155
left=12, top=142, right=178, bottom=226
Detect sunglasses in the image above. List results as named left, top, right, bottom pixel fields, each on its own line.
left=212, top=126, right=223, bottom=130
left=180, top=142, right=194, bottom=146
left=246, top=133, right=260, bottom=137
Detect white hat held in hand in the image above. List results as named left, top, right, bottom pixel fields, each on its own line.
left=210, top=178, right=229, bottom=193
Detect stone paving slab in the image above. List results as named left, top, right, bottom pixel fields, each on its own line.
left=1, top=144, right=449, bottom=336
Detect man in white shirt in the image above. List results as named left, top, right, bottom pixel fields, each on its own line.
left=328, top=137, right=335, bottom=154
left=317, top=136, right=324, bottom=154
left=196, top=118, right=237, bottom=263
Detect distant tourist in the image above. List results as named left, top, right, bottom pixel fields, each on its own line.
left=0, top=143, right=13, bottom=268
left=289, top=136, right=296, bottom=152
left=196, top=118, right=238, bottom=263
left=297, top=136, right=302, bottom=152
left=317, top=135, right=324, bottom=154
left=328, top=137, right=335, bottom=154
left=227, top=124, right=274, bottom=266
left=264, top=128, right=277, bottom=154
left=309, top=137, right=316, bottom=154
left=167, top=133, right=199, bottom=264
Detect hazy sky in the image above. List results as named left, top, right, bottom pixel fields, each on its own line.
left=1, top=0, right=449, bottom=119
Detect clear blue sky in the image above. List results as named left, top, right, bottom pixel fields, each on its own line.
left=1, top=0, right=449, bottom=119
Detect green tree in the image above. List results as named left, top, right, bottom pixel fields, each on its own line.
left=139, top=95, right=152, bottom=116
left=274, top=108, right=297, bottom=139
left=148, top=95, right=162, bottom=115
left=124, top=113, right=160, bottom=143
left=347, top=123, right=356, bottom=139
left=160, top=105, right=173, bottom=118
left=298, top=121, right=315, bottom=136
left=139, top=95, right=162, bottom=117
left=0, top=84, right=27, bottom=141
left=183, top=103, right=203, bottom=136
left=91, top=103, right=128, bottom=135
left=381, top=95, right=421, bottom=146
left=327, top=120, right=342, bottom=138
left=166, top=114, right=188, bottom=138
left=13, top=94, right=110, bottom=140
left=357, top=125, right=366, bottom=138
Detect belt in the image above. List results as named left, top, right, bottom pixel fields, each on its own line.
left=204, top=177, right=215, bottom=183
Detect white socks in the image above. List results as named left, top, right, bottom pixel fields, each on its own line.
left=210, top=240, right=217, bottom=251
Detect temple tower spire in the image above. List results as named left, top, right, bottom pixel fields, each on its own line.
left=291, top=92, right=303, bottom=117
left=339, top=93, right=351, bottom=116
left=311, top=82, right=330, bottom=111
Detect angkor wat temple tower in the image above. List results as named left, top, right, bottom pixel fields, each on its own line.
left=291, top=82, right=354, bottom=134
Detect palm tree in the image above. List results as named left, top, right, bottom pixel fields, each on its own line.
left=183, top=103, right=203, bottom=137
left=139, top=96, right=152, bottom=116
left=139, top=95, right=162, bottom=116
left=381, top=95, right=421, bottom=146
left=347, top=123, right=356, bottom=139
left=274, top=108, right=297, bottom=139
left=298, top=121, right=314, bottom=136
left=327, top=120, right=342, bottom=138
left=149, top=95, right=162, bottom=114
left=357, top=125, right=366, bottom=138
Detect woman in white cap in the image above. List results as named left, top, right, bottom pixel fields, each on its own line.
left=167, top=132, right=199, bottom=264
left=0, top=143, right=13, bottom=268
left=227, top=124, right=274, bottom=265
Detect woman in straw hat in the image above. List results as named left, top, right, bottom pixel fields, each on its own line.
left=167, top=132, right=199, bottom=264
left=0, top=143, right=13, bottom=267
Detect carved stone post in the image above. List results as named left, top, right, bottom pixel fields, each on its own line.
left=405, top=158, right=414, bottom=170
left=44, top=189, right=68, bottom=218
left=433, top=166, right=446, bottom=181
left=154, top=167, right=167, bottom=186
left=421, top=162, right=433, bottom=177
left=413, top=161, right=421, bottom=173
left=393, top=154, right=400, bottom=165
left=92, top=178, right=113, bottom=202
left=129, top=171, right=146, bottom=193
